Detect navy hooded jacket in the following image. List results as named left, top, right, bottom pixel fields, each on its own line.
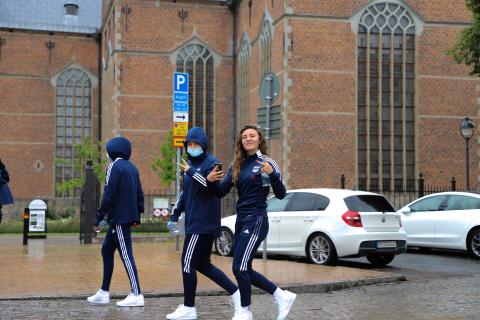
left=96, top=137, right=144, bottom=226
left=0, top=162, right=13, bottom=205
left=169, top=127, right=221, bottom=237
left=207, top=150, right=286, bottom=222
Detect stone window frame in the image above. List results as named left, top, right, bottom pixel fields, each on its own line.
left=238, top=33, right=252, bottom=128
left=352, top=0, right=424, bottom=192
left=175, top=43, right=216, bottom=151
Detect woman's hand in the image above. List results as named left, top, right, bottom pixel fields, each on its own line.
left=207, top=165, right=223, bottom=182
left=257, top=159, right=273, bottom=174
left=177, top=158, right=190, bottom=172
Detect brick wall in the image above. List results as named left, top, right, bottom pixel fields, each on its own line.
left=0, top=30, right=99, bottom=215
left=101, top=0, right=235, bottom=193
left=1, top=0, right=478, bottom=219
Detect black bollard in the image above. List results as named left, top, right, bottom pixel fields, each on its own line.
left=23, top=208, right=29, bottom=245
left=83, top=161, right=96, bottom=244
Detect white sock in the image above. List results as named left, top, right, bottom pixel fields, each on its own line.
left=232, top=289, right=240, bottom=298
left=99, top=289, right=108, bottom=294
left=242, top=306, right=249, bottom=312
left=273, top=287, right=284, bottom=300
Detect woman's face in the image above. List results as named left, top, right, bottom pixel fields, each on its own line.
left=241, top=128, right=260, bottom=155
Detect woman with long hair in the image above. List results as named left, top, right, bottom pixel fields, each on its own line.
left=207, top=125, right=296, bottom=320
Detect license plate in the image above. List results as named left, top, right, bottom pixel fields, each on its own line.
left=377, top=240, right=396, bottom=248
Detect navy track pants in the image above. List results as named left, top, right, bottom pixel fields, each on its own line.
left=182, top=233, right=238, bottom=307
left=232, top=215, right=277, bottom=307
left=101, top=224, right=141, bottom=295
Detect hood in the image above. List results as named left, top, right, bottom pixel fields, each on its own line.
left=106, top=137, right=132, bottom=160
left=184, top=127, right=208, bottom=151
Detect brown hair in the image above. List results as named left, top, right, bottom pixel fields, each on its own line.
left=232, top=124, right=269, bottom=184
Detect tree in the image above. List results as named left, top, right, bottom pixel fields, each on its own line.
left=151, top=129, right=178, bottom=187
left=448, top=0, right=480, bottom=76
left=56, top=138, right=107, bottom=195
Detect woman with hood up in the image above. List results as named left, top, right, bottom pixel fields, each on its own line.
left=166, top=127, right=241, bottom=320
left=87, top=137, right=145, bottom=307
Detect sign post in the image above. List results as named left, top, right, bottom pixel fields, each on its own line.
left=258, top=72, right=280, bottom=260
left=173, top=72, right=189, bottom=251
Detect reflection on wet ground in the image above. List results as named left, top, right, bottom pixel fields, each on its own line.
left=0, top=235, right=397, bottom=299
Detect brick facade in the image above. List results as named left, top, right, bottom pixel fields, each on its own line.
left=0, top=0, right=478, bottom=216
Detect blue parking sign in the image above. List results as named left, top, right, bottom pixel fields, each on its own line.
left=174, top=92, right=188, bottom=103
left=174, top=102, right=189, bottom=112
left=173, top=72, right=189, bottom=93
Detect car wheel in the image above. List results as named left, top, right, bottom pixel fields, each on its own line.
left=467, top=228, right=480, bottom=259
left=215, top=227, right=233, bottom=256
left=366, top=254, right=395, bottom=267
left=306, top=233, right=337, bottom=265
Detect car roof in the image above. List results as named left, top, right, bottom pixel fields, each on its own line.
left=410, top=191, right=480, bottom=200
left=286, top=188, right=384, bottom=198
left=402, top=191, right=480, bottom=208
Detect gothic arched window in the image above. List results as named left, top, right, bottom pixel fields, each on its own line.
left=238, top=35, right=251, bottom=127
left=357, top=2, right=416, bottom=192
left=55, top=68, right=92, bottom=197
left=259, top=16, right=273, bottom=77
left=176, top=43, right=215, bottom=147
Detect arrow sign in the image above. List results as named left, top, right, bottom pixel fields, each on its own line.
left=173, top=111, right=189, bottom=123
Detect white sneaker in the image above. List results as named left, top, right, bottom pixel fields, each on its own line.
left=116, top=293, right=144, bottom=307
left=232, top=308, right=253, bottom=320
left=87, top=289, right=110, bottom=304
left=230, top=290, right=242, bottom=313
left=166, top=304, right=197, bottom=319
left=275, top=290, right=296, bottom=320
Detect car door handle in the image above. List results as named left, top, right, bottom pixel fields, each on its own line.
left=270, top=218, right=280, bottom=222
left=303, top=218, right=314, bottom=221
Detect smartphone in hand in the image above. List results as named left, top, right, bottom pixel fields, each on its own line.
left=214, top=162, right=223, bottom=171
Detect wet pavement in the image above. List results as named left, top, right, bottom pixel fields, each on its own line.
left=0, top=235, right=403, bottom=300
left=1, top=275, right=479, bottom=319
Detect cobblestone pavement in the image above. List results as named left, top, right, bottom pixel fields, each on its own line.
left=1, top=275, right=479, bottom=320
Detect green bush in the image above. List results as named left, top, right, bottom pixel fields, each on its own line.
left=134, top=217, right=168, bottom=233
left=46, top=208, right=76, bottom=220
left=0, top=216, right=80, bottom=233
left=0, top=216, right=169, bottom=234
left=46, top=216, right=80, bottom=233
left=0, top=218, right=23, bottom=233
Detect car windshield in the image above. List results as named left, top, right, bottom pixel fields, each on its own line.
left=344, top=195, right=395, bottom=212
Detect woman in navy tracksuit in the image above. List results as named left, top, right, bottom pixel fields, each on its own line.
left=207, top=125, right=296, bottom=320
left=166, top=127, right=241, bottom=320
left=87, top=137, right=145, bottom=307
left=0, top=159, right=14, bottom=224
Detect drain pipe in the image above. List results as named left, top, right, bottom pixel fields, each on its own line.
left=229, top=1, right=238, bottom=147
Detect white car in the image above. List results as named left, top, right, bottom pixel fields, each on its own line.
left=215, top=188, right=406, bottom=266
left=398, top=191, right=480, bottom=258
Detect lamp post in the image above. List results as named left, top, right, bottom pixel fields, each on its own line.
left=460, top=117, right=475, bottom=191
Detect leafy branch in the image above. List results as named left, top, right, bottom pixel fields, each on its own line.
left=55, top=138, right=106, bottom=194
left=447, top=0, right=480, bottom=76
left=151, top=129, right=178, bottom=187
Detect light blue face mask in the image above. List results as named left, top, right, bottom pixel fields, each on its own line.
left=187, top=147, right=203, bottom=157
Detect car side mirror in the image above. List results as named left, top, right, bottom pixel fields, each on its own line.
left=400, top=207, right=411, bottom=214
